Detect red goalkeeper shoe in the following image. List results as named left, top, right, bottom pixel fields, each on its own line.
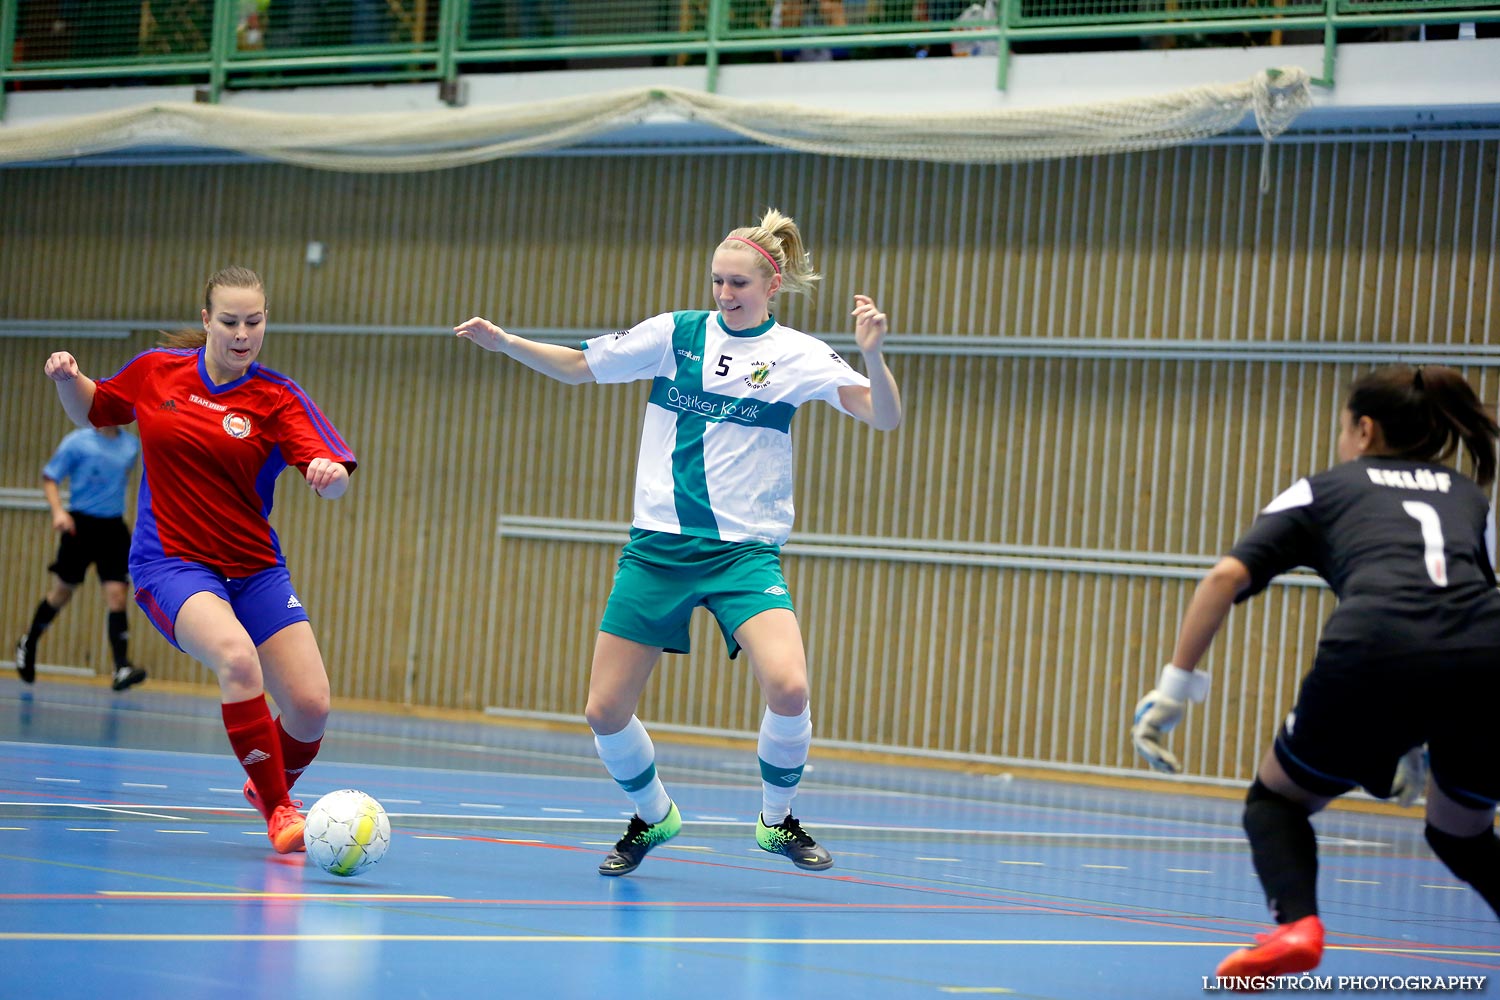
left=1216, top=915, right=1325, bottom=984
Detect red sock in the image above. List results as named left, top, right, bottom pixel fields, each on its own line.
left=275, top=717, right=322, bottom=794
left=221, top=695, right=290, bottom=812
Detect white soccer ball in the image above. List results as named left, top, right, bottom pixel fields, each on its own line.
left=305, top=789, right=391, bottom=877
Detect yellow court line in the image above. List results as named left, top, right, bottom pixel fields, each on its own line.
left=0, top=933, right=1494, bottom=957
left=100, top=893, right=451, bottom=900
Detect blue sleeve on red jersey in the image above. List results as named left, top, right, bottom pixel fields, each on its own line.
left=254, top=367, right=357, bottom=473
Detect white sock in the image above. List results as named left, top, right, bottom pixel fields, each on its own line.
left=757, top=704, right=812, bottom=824
left=593, top=716, right=672, bottom=825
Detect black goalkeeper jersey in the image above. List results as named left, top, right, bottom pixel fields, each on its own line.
left=1230, top=458, right=1500, bottom=657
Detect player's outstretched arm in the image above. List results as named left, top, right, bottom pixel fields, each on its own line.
left=44, top=352, right=97, bottom=427
left=453, top=316, right=595, bottom=385
left=839, top=295, right=903, bottom=431
left=304, top=457, right=352, bottom=500
left=1131, top=556, right=1249, bottom=773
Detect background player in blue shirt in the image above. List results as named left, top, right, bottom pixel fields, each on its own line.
left=16, top=425, right=146, bottom=691
left=1131, top=363, right=1500, bottom=982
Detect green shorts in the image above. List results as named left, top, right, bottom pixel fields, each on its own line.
left=599, top=528, right=796, bottom=658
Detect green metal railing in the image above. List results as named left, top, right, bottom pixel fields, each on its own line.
left=2, top=0, right=1497, bottom=119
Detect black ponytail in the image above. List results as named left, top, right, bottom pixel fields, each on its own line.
left=1346, top=365, right=1498, bottom=488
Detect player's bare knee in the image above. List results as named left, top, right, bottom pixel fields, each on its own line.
left=761, top=677, right=809, bottom=717
left=212, top=642, right=263, bottom=690
left=285, top=690, right=331, bottom=731
left=584, top=698, right=631, bottom=736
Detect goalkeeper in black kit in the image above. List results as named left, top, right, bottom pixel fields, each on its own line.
left=1131, top=364, right=1500, bottom=983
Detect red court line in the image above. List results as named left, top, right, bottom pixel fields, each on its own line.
left=403, top=831, right=1500, bottom=963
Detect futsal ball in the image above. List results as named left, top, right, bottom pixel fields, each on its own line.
left=305, top=788, right=391, bottom=877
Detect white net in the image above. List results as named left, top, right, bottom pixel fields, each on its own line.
left=0, top=68, right=1310, bottom=172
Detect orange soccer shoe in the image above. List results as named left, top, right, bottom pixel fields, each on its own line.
left=1216, top=915, right=1325, bottom=982
left=267, top=801, right=307, bottom=855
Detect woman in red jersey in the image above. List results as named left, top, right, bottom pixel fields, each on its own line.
left=44, top=265, right=357, bottom=855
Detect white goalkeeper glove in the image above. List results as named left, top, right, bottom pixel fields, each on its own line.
left=1132, top=664, right=1210, bottom=774
left=1390, top=745, right=1428, bottom=808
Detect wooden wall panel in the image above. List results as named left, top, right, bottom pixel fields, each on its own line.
left=2, top=138, right=1496, bottom=782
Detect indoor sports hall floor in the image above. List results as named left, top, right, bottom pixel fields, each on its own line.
left=3, top=677, right=1497, bottom=1000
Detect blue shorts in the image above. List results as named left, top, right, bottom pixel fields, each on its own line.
left=132, top=558, right=309, bottom=651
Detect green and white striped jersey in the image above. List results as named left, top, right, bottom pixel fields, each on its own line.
left=582, top=310, right=870, bottom=545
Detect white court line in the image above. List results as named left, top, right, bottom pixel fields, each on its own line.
left=1, top=803, right=255, bottom=814
left=0, top=801, right=1393, bottom=850
left=918, top=857, right=964, bottom=862
left=541, top=807, right=583, bottom=813
left=1, top=733, right=1350, bottom=832
left=1168, top=869, right=1213, bottom=874
left=80, top=805, right=199, bottom=820
left=12, top=933, right=1490, bottom=956
left=65, top=828, right=118, bottom=833
left=999, top=861, right=1044, bottom=867
left=1084, top=865, right=1128, bottom=870
left=156, top=830, right=208, bottom=835
left=122, top=783, right=167, bottom=789
left=458, top=803, right=506, bottom=809
left=1338, top=878, right=1381, bottom=885
left=35, top=777, right=81, bottom=784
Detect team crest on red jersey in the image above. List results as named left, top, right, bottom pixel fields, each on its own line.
left=222, top=413, right=253, bottom=439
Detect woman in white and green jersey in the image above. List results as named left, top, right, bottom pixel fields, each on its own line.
left=455, top=208, right=902, bottom=877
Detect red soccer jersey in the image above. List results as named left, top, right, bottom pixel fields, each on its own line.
left=90, top=348, right=357, bottom=577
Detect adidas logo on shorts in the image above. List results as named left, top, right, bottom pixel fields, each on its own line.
left=286, top=594, right=303, bottom=609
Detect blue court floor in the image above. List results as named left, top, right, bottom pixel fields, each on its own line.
left=2, top=677, right=1497, bottom=1000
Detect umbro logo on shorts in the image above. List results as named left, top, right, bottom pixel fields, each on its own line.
left=763, top=586, right=788, bottom=596
left=286, top=594, right=302, bottom=609
left=240, top=749, right=271, bottom=765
